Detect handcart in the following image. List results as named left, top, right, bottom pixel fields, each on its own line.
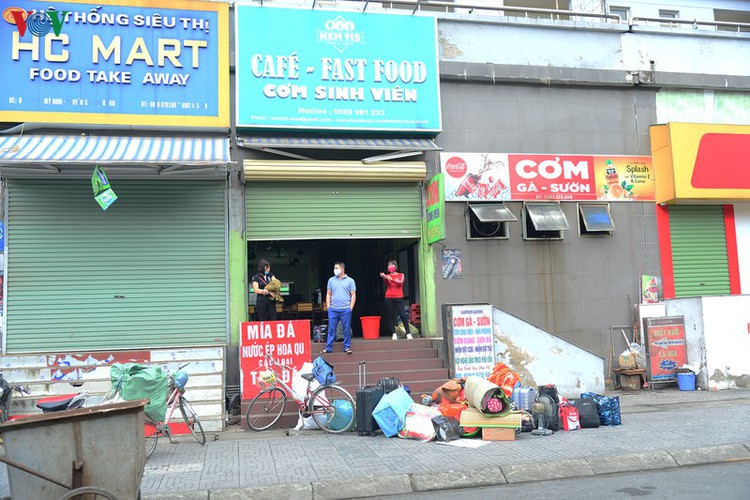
left=0, top=399, right=148, bottom=499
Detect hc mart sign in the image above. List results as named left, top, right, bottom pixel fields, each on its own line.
left=0, top=0, right=229, bottom=128
left=441, top=152, right=654, bottom=202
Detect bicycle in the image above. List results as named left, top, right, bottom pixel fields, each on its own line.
left=245, top=355, right=355, bottom=433
left=145, top=364, right=206, bottom=459
left=0, top=376, right=29, bottom=424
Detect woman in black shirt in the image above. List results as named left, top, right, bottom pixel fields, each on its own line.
left=252, top=258, right=277, bottom=321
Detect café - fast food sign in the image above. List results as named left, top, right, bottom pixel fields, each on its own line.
left=234, top=6, right=441, bottom=132
left=0, top=0, right=229, bottom=128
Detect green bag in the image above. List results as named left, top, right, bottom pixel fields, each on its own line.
left=110, top=363, right=168, bottom=423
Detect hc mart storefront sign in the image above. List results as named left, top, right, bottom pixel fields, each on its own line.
left=441, top=152, right=654, bottom=202
left=0, top=0, right=229, bottom=128
left=239, top=320, right=311, bottom=400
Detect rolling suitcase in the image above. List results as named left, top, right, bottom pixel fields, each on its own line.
left=356, top=361, right=384, bottom=436
left=377, top=377, right=401, bottom=394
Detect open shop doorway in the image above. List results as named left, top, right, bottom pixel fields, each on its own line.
left=247, top=238, right=420, bottom=338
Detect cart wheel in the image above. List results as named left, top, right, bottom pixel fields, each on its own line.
left=58, top=486, right=120, bottom=500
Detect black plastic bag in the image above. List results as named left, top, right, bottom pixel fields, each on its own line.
left=432, top=415, right=462, bottom=442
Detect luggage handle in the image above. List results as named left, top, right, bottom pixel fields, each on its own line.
left=358, top=360, right=366, bottom=389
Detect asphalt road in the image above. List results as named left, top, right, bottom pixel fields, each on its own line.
left=380, top=460, right=750, bottom=500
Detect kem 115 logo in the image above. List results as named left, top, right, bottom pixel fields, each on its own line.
left=3, top=6, right=69, bottom=37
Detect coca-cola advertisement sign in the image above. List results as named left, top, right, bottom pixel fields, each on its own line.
left=441, top=152, right=654, bottom=202
left=441, top=153, right=511, bottom=201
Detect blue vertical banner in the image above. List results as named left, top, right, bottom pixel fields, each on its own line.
left=235, top=6, right=442, bottom=132
left=0, top=0, right=229, bottom=128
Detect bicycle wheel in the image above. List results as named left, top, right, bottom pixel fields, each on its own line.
left=144, top=422, right=158, bottom=459
left=245, top=387, right=287, bottom=431
left=308, top=385, right=355, bottom=433
left=179, top=397, right=206, bottom=445
left=145, top=434, right=158, bottom=459
left=58, top=486, right=120, bottom=499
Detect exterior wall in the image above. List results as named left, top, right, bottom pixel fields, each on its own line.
left=656, top=90, right=750, bottom=125
left=433, top=82, right=660, bottom=360
left=493, top=307, right=606, bottom=397
left=700, top=295, right=750, bottom=389
left=1, top=346, right=225, bottom=431
left=438, top=13, right=750, bottom=82
left=663, top=297, right=707, bottom=387
left=607, top=0, right=749, bottom=20
left=665, top=296, right=750, bottom=390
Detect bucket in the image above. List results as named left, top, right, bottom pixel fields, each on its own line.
left=677, top=372, right=696, bottom=391
left=360, top=316, right=381, bottom=340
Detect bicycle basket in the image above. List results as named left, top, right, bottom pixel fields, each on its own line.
left=258, top=370, right=277, bottom=389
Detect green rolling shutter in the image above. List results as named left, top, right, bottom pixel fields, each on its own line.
left=669, top=205, right=730, bottom=298
left=5, top=179, right=227, bottom=353
left=246, top=182, right=422, bottom=240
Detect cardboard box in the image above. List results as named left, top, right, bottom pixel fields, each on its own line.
left=459, top=408, right=522, bottom=428
left=482, top=427, right=516, bottom=441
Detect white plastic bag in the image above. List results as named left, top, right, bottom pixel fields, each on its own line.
left=398, top=403, right=442, bottom=441
left=294, top=412, right=322, bottom=430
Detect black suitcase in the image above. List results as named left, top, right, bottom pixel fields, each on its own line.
left=377, top=377, right=401, bottom=394
left=356, top=361, right=384, bottom=436
left=570, top=398, right=601, bottom=428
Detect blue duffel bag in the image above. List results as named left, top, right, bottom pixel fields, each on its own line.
left=372, top=387, right=414, bottom=437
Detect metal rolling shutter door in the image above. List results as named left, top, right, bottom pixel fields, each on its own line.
left=5, top=179, right=227, bottom=352
left=246, top=182, right=422, bottom=240
left=669, top=205, right=730, bottom=297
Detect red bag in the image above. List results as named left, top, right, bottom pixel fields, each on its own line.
left=487, top=363, right=521, bottom=398
left=437, top=401, right=467, bottom=420
left=559, top=398, right=580, bottom=431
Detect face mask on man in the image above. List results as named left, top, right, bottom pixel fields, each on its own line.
left=334, top=268, right=342, bottom=277
left=387, top=265, right=396, bottom=273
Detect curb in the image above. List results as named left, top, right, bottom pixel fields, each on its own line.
left=142, top=443, right=750, bottom=500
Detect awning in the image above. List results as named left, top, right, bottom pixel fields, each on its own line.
left=525, top=202, right=570, bottom=231
left=237, top=135, right=440, bottom=162
left=244, top=159, right=426, bottom=182
left=0, top=134, right=230, bottom=178
left=468, top=203, right=518, bottom=223
left=579, top=204, right=615, bottom=232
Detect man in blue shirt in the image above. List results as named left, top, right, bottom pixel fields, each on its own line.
left=322, top=261, right=356, bottom=354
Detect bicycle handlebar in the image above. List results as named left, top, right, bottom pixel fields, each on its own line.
left=264, top=354, right=292, bottom=372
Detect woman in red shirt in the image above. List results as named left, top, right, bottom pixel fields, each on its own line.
left=380, top=260, right=413, bottom=340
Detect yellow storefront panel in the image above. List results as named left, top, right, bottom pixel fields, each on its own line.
left=651, top=123, right=750, bottom=203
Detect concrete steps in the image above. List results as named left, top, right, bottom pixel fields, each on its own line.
left=241, top=336, right=449, bottom=430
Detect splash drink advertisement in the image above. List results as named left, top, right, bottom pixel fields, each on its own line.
left=234, top=6, right=441, bottom=132
left=0, top=0, right=229, bottom=127
left=441, top=153, right=654, bottom=202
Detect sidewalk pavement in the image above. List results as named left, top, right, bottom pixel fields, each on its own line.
left=4, top=388, right=750, bottom=499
